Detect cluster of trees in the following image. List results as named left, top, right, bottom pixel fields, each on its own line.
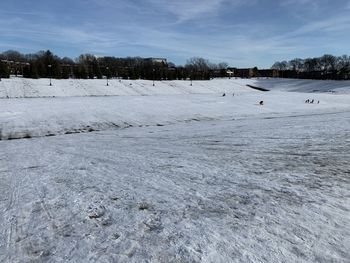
left=271, top=54, right=350, bottom=80
left=0, top=61, right=10, bottom=78
left=3, top=50, right=350, bottom=81
left=0, top=50, right=229, bottom=80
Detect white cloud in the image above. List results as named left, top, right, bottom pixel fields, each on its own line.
left=1, top=0, right=350, bottom=67
left=147, top=0, right=242, bottom=22
left=284, top=14, right=350, bottom=36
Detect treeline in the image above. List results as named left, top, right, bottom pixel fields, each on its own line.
left=271, top=54, right=350, bottom=80
left=0, top=50, right=229, bottom=80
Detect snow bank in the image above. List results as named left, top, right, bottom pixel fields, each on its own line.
left=246, top=78, right=350, bottom=94
left=1, top=77, right=349, bottom=99
left=0, top=78, right=349, bottom=140
left=1, top=91, right=349, bottom=140
left=0, top=78, right=250, bottom=99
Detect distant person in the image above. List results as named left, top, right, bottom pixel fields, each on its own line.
left=305, top=99, right=310, bottom=103
left=222, top=93, right=226, bottom=97
left=259, top=101, right=264, bottom=105
left=317, top=100, right=320, bottom=104
left=310, top=99, right=314, bottom=104
left=232, top=93, right=235, bottom=96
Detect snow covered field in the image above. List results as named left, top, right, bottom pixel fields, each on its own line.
left=0, top=77, right=349, bottom=99
left=243, top=78, right=350, bottom=94
left=0, top=78, right=349, bottom=141
left=0, top=78, right=253, bottom=98
left=0, top=78, right=349, bottom=262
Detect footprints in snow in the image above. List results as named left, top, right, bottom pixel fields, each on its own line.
left=86, top=196, right=162, bottom=233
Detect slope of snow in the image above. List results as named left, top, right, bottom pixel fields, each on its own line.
left=1, top=77, right=349, bottom=141
left=0, top=111, right=349, bottom=262
left=1, top=91, right=349, bottom=140
left=246, top=78, right=350, bottom=93
left=0, top=78, right=251, bottom=98
left=1, top=79, right=349, bottom=262
left=1, top=77, right=349, bottom=99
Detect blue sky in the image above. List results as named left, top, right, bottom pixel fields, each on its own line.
left=1, top=0, right=350, bottom=67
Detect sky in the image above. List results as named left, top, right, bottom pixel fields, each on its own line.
left=1, top=0, right=350, bottom=68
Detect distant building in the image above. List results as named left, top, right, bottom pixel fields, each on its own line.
left=257, top=69, right=279, bottom=78
left=1, top=60, right=30, bottom=77
left=226, top=68, right=279, bottom=78
left=226, top=69, right=234, bottom=78
left=228, top=68, right=256, bottom=78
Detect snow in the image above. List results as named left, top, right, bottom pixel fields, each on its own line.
left=0, top=77, right=349, bottom=99
left=0, top=78, right=349, bottom=140
left=0, top=78, right=349, bottom=262
left=0, top=78, right=251, bottom=98
left=244, top=78, right=350, bottom=94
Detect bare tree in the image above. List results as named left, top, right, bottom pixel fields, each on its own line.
left=271, top=61, right=289, bottom=70
left=289, top=58, right=304, bottom=71
left=320, top=54, right=336, bottom=72
left=185, top=57, right=210, bottom=71
left=185, top=57, right=211, bottom=80
left=218, top=62, right=228, bottom=70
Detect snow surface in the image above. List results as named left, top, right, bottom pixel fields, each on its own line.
left=0, top=78, right=350, bottom=262
left=0, top=78, right=349, bottom=140
left=244, top=78, right=350, bottom=94
left=0, top=78, right=252, bottom=99
left=0, top=77, right=349, bottom=99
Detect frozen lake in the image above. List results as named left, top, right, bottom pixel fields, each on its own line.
left=1, top=108, right=349, bottom=262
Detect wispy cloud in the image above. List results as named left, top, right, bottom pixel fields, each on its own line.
left=0, top=0, right=349, bottom=67
left=147, top=0, right=227, bottom=22
left=281, top=0, right=316, bottom=5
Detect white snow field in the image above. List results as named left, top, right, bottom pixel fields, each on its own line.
left=0, top=78, right=350, bottom=262
left=0, top=78, right=349, bottom=141
left=0, top=77, right=350, bottom=99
